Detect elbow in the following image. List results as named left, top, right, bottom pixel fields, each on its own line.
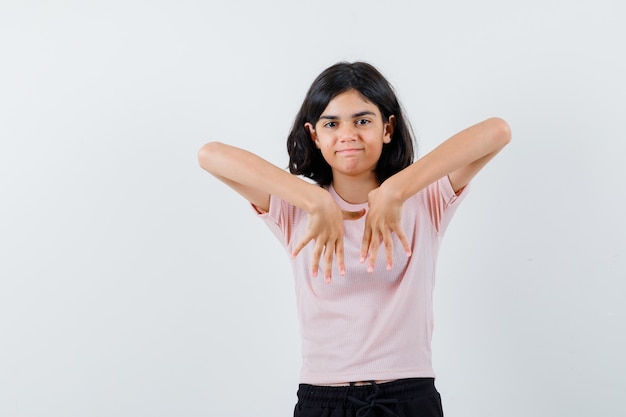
left=197, top=141, right=224, bottom=173
left=486, top=117, right=512, bottom=148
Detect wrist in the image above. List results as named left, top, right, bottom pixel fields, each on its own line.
left=379, top=178, right=406, bottom=205
left=302, top=183, right=333, bottom=213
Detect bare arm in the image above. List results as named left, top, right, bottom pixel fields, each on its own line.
left=388, top=117, right=511, bottom=200
left=198, top=141, right=319, bottom=213
left=197, top=141, right=364, bottom=281
left=360, top=117, right=512, bottom=269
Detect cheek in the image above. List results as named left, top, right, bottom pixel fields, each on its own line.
left=320, top=146, right=333, bottom=159
left=317, top=137, right=334, bottom=151
left=319, top=145, right=336, bottom=162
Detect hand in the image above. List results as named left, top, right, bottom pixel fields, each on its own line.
left=291, top=192, right=365, bottom=283
left=359, top=185, right=411, bottom=272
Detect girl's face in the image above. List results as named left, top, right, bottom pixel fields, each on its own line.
left=305, top=89, right=394, bottom=183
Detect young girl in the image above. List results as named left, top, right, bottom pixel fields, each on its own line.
left=198, top=62, right=511, bottom=417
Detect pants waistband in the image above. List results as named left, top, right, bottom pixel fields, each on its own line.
left=296, top=378, right=437, bottom=407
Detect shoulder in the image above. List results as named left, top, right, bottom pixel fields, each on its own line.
left=422, top=175, right=469, bottom=205
left=404, top=176, right=470, bottom=230
left=257, top=193, right=307, bottom=224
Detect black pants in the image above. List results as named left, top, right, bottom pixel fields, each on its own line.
left=294, top=378, right=444, bottom=417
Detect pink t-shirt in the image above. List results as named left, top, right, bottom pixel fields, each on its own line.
left=258, top=175, right=468, bottom=384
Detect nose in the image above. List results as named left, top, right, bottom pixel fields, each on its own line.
left=338, top=124, right=357, bottom=141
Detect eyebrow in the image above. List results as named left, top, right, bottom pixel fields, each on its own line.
left=318, top=111, right=377, bottom=120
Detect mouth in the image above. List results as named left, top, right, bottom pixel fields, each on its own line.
left=336, top=148, right=363, bottom=154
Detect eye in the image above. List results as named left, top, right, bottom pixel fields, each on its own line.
left=323, top=121, right=337, bottom=128
left=356, top=119, right=371, bottom=126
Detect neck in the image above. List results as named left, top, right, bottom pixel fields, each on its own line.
left=331, top=173, right=379, bottom=204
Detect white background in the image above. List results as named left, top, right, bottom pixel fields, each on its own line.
left=1, top=1, right=624, bottom=416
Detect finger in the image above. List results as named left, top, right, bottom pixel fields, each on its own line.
left=360, top=225, right=372, bottom=263
left=367, top=232, right=381, bottom=272
left=336, top=237, right=346, bottom=276
left=382, top=231, right=394, bottom=270
left=292, top=233, right=313, bottom=259
left=342, top=208, right=366, bottom=221
left=395, top=228, right=412, bottom=257
left=310, top=241, right=324, bottom=278
left=322, top=241, right=335, bottom=284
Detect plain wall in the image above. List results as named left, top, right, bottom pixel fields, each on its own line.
left=1, top=0, right=624, bottom=416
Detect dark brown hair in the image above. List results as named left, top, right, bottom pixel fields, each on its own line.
left=287, top=62, right=415, bottom=186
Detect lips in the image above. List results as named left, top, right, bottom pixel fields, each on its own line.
left=336, top=148, right=363, bottom=154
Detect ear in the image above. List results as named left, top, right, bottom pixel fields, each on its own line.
left=305, top=122, right=320, bottom=148
left=383, top=115, right=396, bottom=144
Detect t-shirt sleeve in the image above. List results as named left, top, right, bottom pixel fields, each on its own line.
left=425, top=175, right=470, bottom=234
left=253, top=194, right=304, bottom=249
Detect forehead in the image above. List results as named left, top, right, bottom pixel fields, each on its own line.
left=321, top=89, right=381, bottom=117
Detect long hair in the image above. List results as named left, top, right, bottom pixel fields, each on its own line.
left=287, top=62, right=415, bottom=186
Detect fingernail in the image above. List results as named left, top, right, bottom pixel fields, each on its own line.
left=406, top=250, right=412, bottom=257
left=387, top=264, right=392, bottom=270
left=367, top=265, right=374, bottom=273
left=325, top=276, right=331, bottom=284
left=312, top=270, right=318, bottom=278
left=340, top=268, right=346, bottom=276
left=359, top=256, right=365, bottom=263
